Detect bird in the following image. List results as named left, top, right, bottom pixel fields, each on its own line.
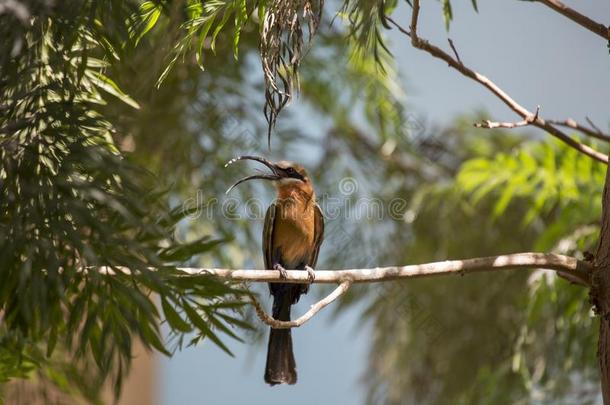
left=226, top=155, right=324, bottom=386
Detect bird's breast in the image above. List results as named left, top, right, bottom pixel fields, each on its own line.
left=273, top=199, right=315, bottom=267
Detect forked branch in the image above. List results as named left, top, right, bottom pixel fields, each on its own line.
left=386, top=4, right=608, bottom=163
left=97, top=252, right=592, bottom=328
left=248, top=281, right=352, bottom=329
left=475, top=106, right=540, bottom=130
left=547, top=118, right=610, bottom=143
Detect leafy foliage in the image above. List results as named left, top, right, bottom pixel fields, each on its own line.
left=148, top=0, right=325, bottom=143
left=259, top=0, right=324, bottom=143
left=356, top=128, right=604, bottom=404
left=153, top=0, right=255, bottom=86
left=440, top=0, right=452, bottom=30
left=0, top=0, right=603, bottom=404
left=457, top=138, right=604, bottom=247
left=340, top=0, right=397, bottom=67
left=0, top=1, right=250, bottom=399
left=0, top=0, right=414, bottom=400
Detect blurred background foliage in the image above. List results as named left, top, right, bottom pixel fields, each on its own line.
left=0, top=0, right=604, bottom=403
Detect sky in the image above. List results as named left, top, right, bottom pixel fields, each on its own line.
left=161, top=1, right=610, bottom=404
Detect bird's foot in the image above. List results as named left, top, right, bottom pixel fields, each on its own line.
left=273, top=263, right=288, bottom=279
left=305, top=266, right=316, bottom=283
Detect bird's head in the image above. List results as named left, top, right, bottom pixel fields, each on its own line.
left=225, top=155, right=313, bottom=198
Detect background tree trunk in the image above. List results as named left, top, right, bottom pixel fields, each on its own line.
left=594, top=158, right=610, bottom=403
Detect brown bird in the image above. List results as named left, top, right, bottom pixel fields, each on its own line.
left=226, top=155, right=324, bottom=386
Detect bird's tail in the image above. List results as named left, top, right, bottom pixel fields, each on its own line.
left=264, top=293, right=296, bottom=385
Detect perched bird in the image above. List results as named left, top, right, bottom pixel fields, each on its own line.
left=226, top=155, right=324, bottom=386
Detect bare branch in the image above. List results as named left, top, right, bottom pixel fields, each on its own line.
left=195, top=252, right=591, bottom=286
left=247, top=281, right=352, bottom=329
left=588, top=117, right=605, bottom=135
left=385, top=15, right=410, bottom=37
left=98, top=252, right=592, bottom=286
left=475, top=105, right=540, bottom=130
left=97, top=253, right=592, bottom=329
left=388, top=2, right=609, bottom=163
left=547, top=118, right=610, bottom=143
left=447, top=38, right=462, bottom=65
left=536, top=0, right=609, bottom=41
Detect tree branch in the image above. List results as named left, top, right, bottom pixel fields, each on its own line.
left=99, top=252, right=592, bottom=285
left=181, top=252, right=592, bottom=286
left=447, top=38, right=462, bottom=65
left=247, top=281, right=352, bottom=329
left=536, top=0, right=609, bottom=41
left=97, top=252, right=592, bottom=328
left=386, top=6, right=609, bottom=163
left=393, top=1, right=609, bottom=399
left=475, top=105, right=540, bottom=130
left=547, top=118, right=610, bottom=143
left=594, top=158, right=610, bottom=403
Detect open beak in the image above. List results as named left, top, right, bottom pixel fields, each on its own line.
left=224, top=155, right=281, bottom=194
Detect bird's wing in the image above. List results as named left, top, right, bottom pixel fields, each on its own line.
left=309, top=203, right=325, bottom=268
left=263, top=202, right=277, bottom=270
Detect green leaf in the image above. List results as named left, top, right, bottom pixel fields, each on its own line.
left=159, top=237, right=225, bottom=262
left=493, top=182, right=516, bottom=217
left=183, top=301, right=234, bottom=356
left=156, top=53, right=180, bottom=88
left=206, top=313, right=244, bottom=342
left=441, top=0, right=453, bottom=31
left=85, top=71, right=141, bottom=109
left=233, top=0, right=248, bottom=59
left=217, top=312, right=255, bottom=331
left=135, top=2, right=162, bottom=45
left=139, top=318, right=171, bottom=356
left=47, top=326, right=58, bottom=357
left=211, top=5, right=235, bottom=52
left=196, top=16, right=218, bottom=68
left=162, top=298, right=193, bottom=333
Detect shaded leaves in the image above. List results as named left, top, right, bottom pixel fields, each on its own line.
left=0, top=1, right=251, bottom=399
left=260, top=0, right=325, bottom=146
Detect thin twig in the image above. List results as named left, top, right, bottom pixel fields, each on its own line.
left=385, top=15, right=410, bottom=37
left=475, top=105, right=540, bottom=129
left=447, top=38, right=462, bottom=65
left=547, top=118, right=610, bottom=143
left=247, top=281, right=352, bottom=329
left=587, top=117, right=605, bottom=135
left=396, top=0, right=608, bottom=163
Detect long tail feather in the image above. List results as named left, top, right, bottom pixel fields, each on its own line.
left=264, top=293, right=297, bottom=385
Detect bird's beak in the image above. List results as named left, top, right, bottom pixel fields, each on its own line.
left=224, top=155, right=281, bottom=194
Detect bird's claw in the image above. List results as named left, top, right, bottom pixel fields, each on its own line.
left=274, top=263, right=288, bottom=279
left=305, top=266, right=316, bottom=283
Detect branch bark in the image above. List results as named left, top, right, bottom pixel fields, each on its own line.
left=536, top=0, right=609, bottom=41
left=386, top=8, right=608, bottom=163
left=547, top=118, right=610, bottom=143
left=98, top=252, right=592, bottom=329
left=594, top=158, right=610, bottom=403
left=248, top=281, right=352, bottom=329
left=475, top=106, right=540, bottom=130
left=148, top=252, right=592, bottom=286
left=390, top=0, right=610, bottom=400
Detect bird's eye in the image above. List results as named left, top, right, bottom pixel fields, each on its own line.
left=287, top=168, right=296, bottom=174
